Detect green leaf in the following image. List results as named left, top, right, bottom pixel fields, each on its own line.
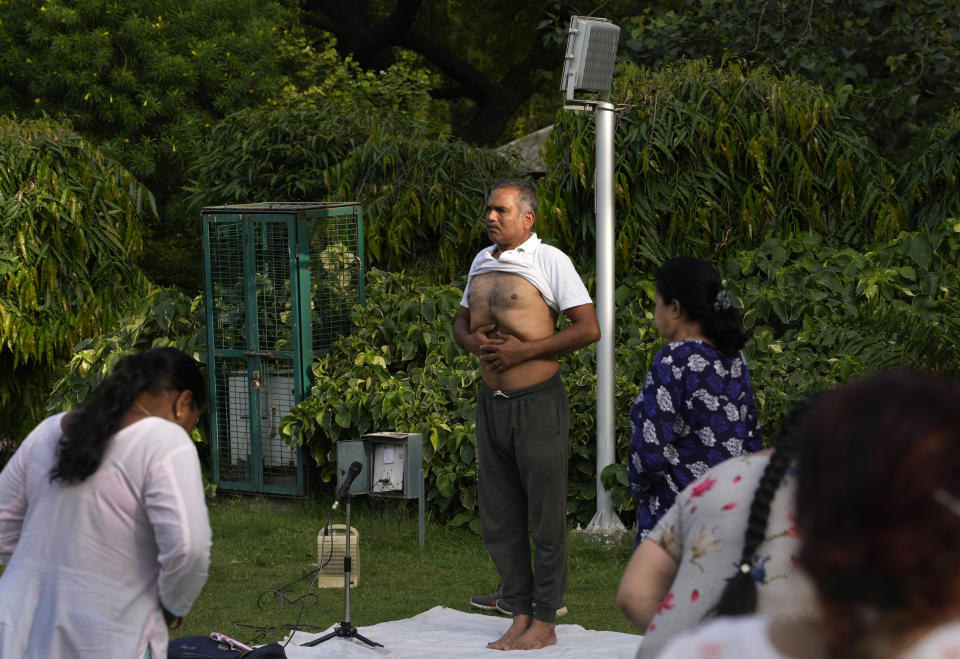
left=335, top=407, right=352, bottom=428
left=819, top=270, right=842, bottom=294
left=437, top=472, right=454, bottom=498
left=899, top=234, right=932, bottom=269
left=450, top=511, right=473, bottom=527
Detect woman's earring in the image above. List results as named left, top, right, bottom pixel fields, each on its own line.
left=176, top=410, right=182, bottom=419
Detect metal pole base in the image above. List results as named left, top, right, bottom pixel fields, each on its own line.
left=300, top=621, right=383, bottom=648
left=584, top=509, right=628, bottom=537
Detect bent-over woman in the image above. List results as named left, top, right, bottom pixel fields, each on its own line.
left=0, top=347, right=212, bottom=659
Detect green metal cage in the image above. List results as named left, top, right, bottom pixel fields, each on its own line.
left=202, top=202, right=364, bottom=495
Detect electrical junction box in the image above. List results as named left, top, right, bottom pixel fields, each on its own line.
left=370, top=438, right=404, bottom=493
left=335, top=440, right=372, bottom=497
left=364, top=432, right=422, bottom=498
left=335, top=432, right=426, bottom=545
left=336, top=433, right=423, bottom=499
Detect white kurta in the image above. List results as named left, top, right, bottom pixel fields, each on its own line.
left=0, top=413, right=212, bottom=659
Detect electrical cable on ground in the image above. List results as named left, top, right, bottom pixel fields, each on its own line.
left=228, top=513, right=337, bottom=648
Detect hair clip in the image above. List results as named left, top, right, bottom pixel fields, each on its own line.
left=713, top=289, right=732, bottom=312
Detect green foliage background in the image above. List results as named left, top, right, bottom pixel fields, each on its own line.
left=621, top=0, right=960, bottom=163
left=0, top=0, right=296, bottom=186
left=0, top=0, right=452, bottom=288
left=183, top=99, right=516, bottom=281
left=2, top=1, right=959, bottom=528
left=539, top=59, right=904, bottom=278
left=0, top=116, right=151, bottom=448
left=46, top=288, right=205, bottom=414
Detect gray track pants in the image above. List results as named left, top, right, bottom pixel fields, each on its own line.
left=476, top=372, right=569, bottom=623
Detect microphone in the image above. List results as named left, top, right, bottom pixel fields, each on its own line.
left=332, top=461, right=363, bottom=510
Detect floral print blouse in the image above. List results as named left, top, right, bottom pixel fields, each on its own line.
left=657, top=617, right=960, bottom=659
left=628, top=339, right=762, bottom=545
left=635, top=454, right=819, bottom=659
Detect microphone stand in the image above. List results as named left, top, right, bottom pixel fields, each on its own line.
left=301, top=491, right=382, bottom=648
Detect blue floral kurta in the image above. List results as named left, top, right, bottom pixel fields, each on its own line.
left=628, top=339, right=762, bottom=545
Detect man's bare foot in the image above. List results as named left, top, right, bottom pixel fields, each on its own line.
left=503, top=619, right=557, bottom=650
left=487, top=614, right=532, bottom=649
left=488, top=617, right=557, bottom=651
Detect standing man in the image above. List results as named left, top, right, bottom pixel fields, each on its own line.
left=453, top=179, right=600, bottom=651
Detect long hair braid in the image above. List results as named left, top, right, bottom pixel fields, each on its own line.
left=709, top=395, right=818, bottom=617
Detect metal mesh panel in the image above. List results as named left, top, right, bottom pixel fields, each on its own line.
left=215, top=356, right=251, bottom=484
left=310, top=208, right=363, bottom=354
left=260, top=365, right=298, bottom=487
left=208, top=222, right=246, bottom=350
left=252, top=221, right=295, bottom=354
left=204, top=203, right=364, bottom=494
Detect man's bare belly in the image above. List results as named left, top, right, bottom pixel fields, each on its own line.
left=467, top=271, right=559, bottom=390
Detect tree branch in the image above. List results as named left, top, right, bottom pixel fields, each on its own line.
left=297, top=0, right=561, bottom=144
left=398, top=31, right=495, bottom=102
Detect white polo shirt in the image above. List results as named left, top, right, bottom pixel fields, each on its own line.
left=460, top=233, right=593, bottom=313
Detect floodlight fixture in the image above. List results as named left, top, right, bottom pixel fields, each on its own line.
left=560, top=16, right=620, bottom=105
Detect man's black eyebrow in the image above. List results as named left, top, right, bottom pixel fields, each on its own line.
left=486, top=203, right=509, bottom=212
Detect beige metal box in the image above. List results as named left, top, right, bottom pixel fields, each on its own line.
left=316, top=524, right=359, bottom=588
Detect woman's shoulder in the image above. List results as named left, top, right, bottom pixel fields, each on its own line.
left=116, top=416, right=193, bottom=452
left=36, top=411, right=69, bottom=431
left=15, top=412, right=69, bottom=456
left=674, top=453, right=770, bottom=509
left=658, top=616, right=782, bottom=658
left=23, top=412, right=70, bottom=446
left=705, top=452, right=770, bottom=481
left=653, top=339, right=710, bottom=368
left=903, top=621, right=960, bottom=658
left=657, top=339, right=746, bottom=375
left=41, top=411, right=69, bottom=432
left=661, top=339, right=734, bottom=363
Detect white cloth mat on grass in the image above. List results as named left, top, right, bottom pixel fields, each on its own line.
left=282, top=606, right=642, bottom=658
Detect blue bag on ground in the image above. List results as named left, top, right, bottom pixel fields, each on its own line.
left=168, top=635, right=287, bottom=658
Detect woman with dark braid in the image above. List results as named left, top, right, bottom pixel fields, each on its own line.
left=617, top=400, right=819, bottom=658
left=0, top=347, right=211, bottom=659
left=628, top=256, right=762, bottom=546
left=658, top=370, right=960, bottom=658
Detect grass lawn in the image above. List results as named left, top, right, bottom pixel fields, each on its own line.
left=178, top=494, right=642, bottom=647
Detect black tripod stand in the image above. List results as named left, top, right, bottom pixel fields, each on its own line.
left=302, top=493, right=382, bottom=648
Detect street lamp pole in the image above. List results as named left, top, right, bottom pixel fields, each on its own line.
left=585, top=99, right=625, bottom=534
left=560, top=16, right=626, bottom=535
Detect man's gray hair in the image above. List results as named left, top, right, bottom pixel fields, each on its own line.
left=493, top=178, right=538, bottom=216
